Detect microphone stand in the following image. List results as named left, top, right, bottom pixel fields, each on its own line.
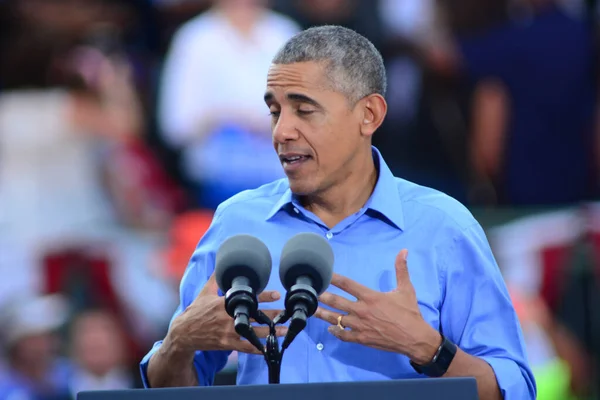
left=241, top=309, right=306, bottom=384
left=265, top=323, right=282, bottom=384
left=226, top=293, right=310, bottom=384
left=254, top=311, right=283, bottom=384
left=255, top=281, right=319, bottom=383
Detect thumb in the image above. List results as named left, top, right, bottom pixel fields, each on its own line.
left=200, top=271, right=220, bottom=296
left=394, top=249, right=410, bottom=288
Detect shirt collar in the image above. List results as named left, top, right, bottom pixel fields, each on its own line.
left=364, top=146, right=405, bottom=230
left=265, top=187, right=294, bottom=221
left=265, top=146, right=404, bottom=231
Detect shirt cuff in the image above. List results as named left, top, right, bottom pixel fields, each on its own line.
left=481, top=355, right=537, bottom=400
left=140, top=341, right=162, bottom=388
left=139, top=341, right=229, bottom=388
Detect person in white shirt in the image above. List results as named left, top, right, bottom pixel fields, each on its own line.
left=158, top=0, right=300, bottom=208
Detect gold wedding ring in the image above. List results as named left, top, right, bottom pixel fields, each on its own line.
left=337, top=314, right=345, bottom=330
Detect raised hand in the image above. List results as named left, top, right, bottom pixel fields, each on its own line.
left=169, top=272, right=287, bottom=355
left=314, top=250, right=441, bottom=364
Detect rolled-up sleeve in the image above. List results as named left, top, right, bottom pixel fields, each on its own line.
left=439, top=222, right=537, bottom=400
left=139, top=207, right=231, bottom=387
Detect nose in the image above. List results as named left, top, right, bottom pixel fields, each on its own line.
left=272, top=111, right=299, bottom=144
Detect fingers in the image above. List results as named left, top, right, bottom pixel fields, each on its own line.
left=230, top=325, right=288, bottom=355
left=319, top=292, right=355, bottom=312
left=327, top=324, right=360, bottom=343
left=330, top=273, right=372, bottom=299
left=253, top=325, right=288, bottom=338
left=313, top=307, right=358, bottom=329
left=256, top=308, right=284, bottom=321
left=200, top=279, right=281, bottom=301
left=235, top=341, right=264, bottom=355
left=394, top=249, right=410, bottom=288
left=314, top=307, right=339, bottom=325
left=258, top=290, right=281, bottom=303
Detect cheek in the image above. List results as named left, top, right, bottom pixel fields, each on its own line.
left=305, top=127, right=336, bottom=164
left=301, top=112, right=357, bottom=160
left=305, top=116, right=338, bottom=147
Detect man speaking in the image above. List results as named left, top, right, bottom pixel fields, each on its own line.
left=140, top=26, right=536, bottom=400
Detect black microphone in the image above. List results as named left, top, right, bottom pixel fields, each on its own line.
left=215, top=234, right=272, bottom=351
left=276, top=233, right=334, bottom=350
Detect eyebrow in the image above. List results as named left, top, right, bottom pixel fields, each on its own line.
left=264, top=92, right=323, bottom=109
left=288, top=93, right=322, bottom=108
left=264, top=92, right=275, bottom=104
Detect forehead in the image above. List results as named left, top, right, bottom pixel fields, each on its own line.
left=266, top=61, right=329, bottom=96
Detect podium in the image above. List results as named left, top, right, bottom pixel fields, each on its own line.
left=77, top=378, right=479, bottom=400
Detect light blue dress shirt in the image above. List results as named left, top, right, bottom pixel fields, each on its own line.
left=140, top=147, right=536, bottom=399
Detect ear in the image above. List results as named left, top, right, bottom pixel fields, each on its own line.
left=359, top=94, right=387, bottom=138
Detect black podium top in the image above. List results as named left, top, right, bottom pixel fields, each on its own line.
left=78, top=378, right=478, bottom=400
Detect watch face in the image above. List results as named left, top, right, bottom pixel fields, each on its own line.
left=411, top=335, right=457, bottom=377
left=433, top=337, right=458, bottom=376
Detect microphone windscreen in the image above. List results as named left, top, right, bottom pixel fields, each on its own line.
left=215, top=234, right=272, bottom=294
left=279, top=233, right=334, bottom=295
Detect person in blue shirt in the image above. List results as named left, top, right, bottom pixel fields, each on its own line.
left=141, top=25, right=536, bottom=400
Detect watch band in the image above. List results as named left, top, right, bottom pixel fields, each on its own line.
left=410, top=334, right=457, bottom=377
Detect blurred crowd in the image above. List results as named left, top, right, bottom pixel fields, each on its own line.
left=0, top=0, right=599, bottom=399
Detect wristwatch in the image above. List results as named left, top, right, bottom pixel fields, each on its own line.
left=410, top=334, right=457, bottom=377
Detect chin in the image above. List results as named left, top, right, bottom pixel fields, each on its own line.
left=287, top=179, right=318, bottom=196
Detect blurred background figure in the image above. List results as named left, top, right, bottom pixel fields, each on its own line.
left=509, top=286, right=580, bottom=400
left=372, top=0, right=470, bottom=201
left=443, top=0, right=598, bottom=206
left=66, top=309, right=133, bottom=396
left=158, top=0, right=300, bottom=209
left=0, top=294, right=71, bottom=400
left=485, top=206, right=600, bottom=399
left=0, top=1, right=182, bottom=395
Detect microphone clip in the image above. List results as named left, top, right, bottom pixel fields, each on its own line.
left=285, top=282, right=318, bottom=317
left=272, top=282, right=317, bottom=326
left=274, top=282, right=319, bottom=351
left=224, top=284, right=258, bottom=323
left=224, top=284, right=265, bottom=353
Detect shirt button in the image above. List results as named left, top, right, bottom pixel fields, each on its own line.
left=316, top=343, right=324, bottom=351
left=293, top=208, right=299, bottom=214
left=325, top=232, right=333, bottom=240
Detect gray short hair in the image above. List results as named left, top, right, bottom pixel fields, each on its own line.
left=272, top=25, right=386, bottom=105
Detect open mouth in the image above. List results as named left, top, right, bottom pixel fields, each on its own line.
left=280, top=155, right=311, bottom=164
